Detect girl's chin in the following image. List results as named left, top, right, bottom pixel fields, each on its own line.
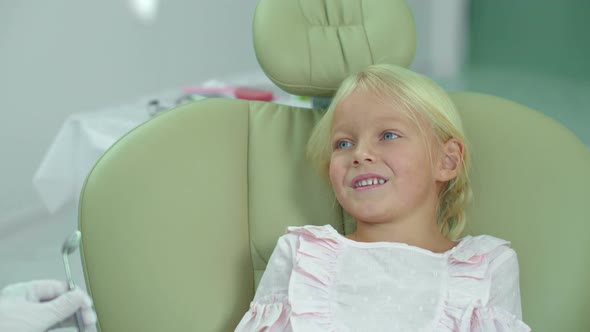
left=347, top=211, right=394, bottom=224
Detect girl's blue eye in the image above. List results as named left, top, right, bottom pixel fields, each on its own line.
left=336, top=140, right=352, bottom=149
left=383, top=132, right=399, bottom=140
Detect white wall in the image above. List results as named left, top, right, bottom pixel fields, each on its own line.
left=0, top=0, right=260, bottom=223
left=0, top=0, right=470, bottom=227
left=406, top=0, right=469, bottom=83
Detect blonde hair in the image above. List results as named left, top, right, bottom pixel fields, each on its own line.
left=307, top=64, right=472, bottom=240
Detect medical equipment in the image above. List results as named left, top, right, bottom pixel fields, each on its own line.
left=61, top=230, right=85, bottom=332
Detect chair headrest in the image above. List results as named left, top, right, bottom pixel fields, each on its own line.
left=253, top=0, right=417, bottom=97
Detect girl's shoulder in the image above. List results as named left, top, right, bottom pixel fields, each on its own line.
left=453, top=234, right=515, bottom=263
left=272, top=225, right=340, bottom=255
left=284, top=224, right=339, bottom=239
left=276, top=224, right=341, bottom=251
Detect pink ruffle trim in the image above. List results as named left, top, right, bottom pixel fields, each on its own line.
left=236, top=294, right=292, bottom=331
left=435, top=236, right=531, bottom=331
left=464, top=305, right=532, bottom=332
left=287, top=225, right=342, bottom=331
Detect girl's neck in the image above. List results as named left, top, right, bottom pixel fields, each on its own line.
left=347, top=219, right=457, bottom=253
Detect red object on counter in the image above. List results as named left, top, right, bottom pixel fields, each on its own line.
left=233, top=87, right=274, bottom=101
left=182, top=86, right=274, bottom=101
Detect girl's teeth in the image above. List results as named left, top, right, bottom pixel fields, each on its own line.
left=356, top=178, right=386, bottom=188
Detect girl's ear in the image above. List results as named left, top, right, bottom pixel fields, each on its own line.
left=436, top=139, right=464, bottom=182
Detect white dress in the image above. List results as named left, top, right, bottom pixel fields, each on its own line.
left=235, top=225, right=531, bottom=332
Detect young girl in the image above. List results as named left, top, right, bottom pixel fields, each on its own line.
left=235, top=64, right=531, bottom=331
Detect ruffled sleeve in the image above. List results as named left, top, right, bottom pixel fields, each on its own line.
left=234, top=233, right=298, bottom=332
left=286, top=225, right=342, bottom=331
left=465, top=305, right=532, bottom=332
left=437, top=235, right=532, bottom=332
left=234, top=294, right=293, bottom=332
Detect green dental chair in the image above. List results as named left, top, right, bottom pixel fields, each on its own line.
left=78, top=0, right=590, bottom=331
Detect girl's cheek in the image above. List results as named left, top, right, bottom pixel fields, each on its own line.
left=328, top=162, right=340, bottom=187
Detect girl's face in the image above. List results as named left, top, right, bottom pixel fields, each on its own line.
left=329, top=89, right=447, bottom=225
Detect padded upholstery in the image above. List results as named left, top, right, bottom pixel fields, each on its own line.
left=79, top=94, right=590, bottom=332
left=450, top=93, right=590, bottom=331
left=253, top=0, right=416, bottom=96
left=79, top=100, right=343, bottom=331
left=78, top=0, right=590, bottom=331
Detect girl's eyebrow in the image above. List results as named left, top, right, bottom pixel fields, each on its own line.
left=374, top=113, right=408, bottom=123
left=331, top=113, right=411, bottom=136
left=331, top=116, right=352, bottom=130
left=376, top=115, right=413, bottom=130
left=330, top=121, right=354, bottom=136
left=330, top=131, right=349, bottom=143
left=330, top=126, right=349, bottom=136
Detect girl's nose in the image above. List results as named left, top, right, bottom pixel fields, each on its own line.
left=353, top=156, right=374, bottom=166
left=352, top=145, right=375, bottom=166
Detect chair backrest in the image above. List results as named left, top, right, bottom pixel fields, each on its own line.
left=79, top=100, right=340, bottom=331
left=450, top=92, right=590, bottom=331
left=79, top=0, right=590, bottom=331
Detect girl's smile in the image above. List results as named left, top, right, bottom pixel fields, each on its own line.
left=351, top=173, right=389, bottom=191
